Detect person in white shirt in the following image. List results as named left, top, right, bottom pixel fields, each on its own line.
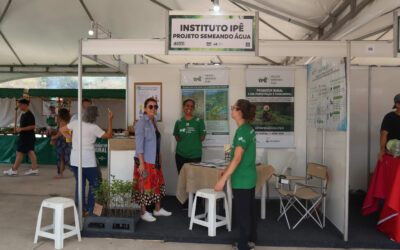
left=61, top=106, right=113, bottom=214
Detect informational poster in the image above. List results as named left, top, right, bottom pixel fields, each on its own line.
left=134, top=82, right=162, bottom=122
left=307, top=57, right=347, bottom=131
left=181, top=69, right=229, bottom=147
left=246, top=69, right=295, bottom=148
left=168, top=11, right=257, bottom=55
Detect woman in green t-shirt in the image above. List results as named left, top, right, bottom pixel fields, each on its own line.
left=215, top=99, right=257, bottom=250
left=173, top=99, right=206, bottom=173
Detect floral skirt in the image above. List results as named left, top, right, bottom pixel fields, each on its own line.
left=132, top=160, right=166, bottom=206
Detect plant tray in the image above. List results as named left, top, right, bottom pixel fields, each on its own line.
left=83, top=214, right=140, bottom=237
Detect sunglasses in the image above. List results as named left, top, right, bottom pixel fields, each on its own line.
left=147, top=104, right=159, bottom=110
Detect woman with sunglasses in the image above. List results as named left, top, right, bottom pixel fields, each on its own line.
left=173, top=99, right=206, bottom=174
left=132, top=97, right=172, bottom=222
left=215, top=99, right=257, bottom=250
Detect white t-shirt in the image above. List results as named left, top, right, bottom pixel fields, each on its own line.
left=68, top=120, right=105, bottom=168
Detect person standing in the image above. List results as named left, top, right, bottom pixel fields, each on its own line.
left=215, top=99, right=257, bottom=250
left=4, top=99, right=39, bottom=176
left=46, top=103, right=58, bottom=134
left=61, top=106, right=113, bottom=214
left=173, top=99, right=206, bottom=173
left=378, top=93, right=400, bottom=161
left=132, top=97, right=172, bottom=222
left=51, top=108, right=71, bottom=179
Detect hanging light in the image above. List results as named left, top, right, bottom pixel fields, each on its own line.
left=88, top=21, right=94, bottom=36
left=212, top=0, right=220, bottom=12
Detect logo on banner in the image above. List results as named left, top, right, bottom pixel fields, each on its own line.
left=258, top=77, right=268, bottom=83
left=193, top=76, right=202, bottom=82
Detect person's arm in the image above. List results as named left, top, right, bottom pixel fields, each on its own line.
left=214, top=146, right=244, bottom=191
left=60, top=126, right=72, bottom=141
left=101, top=111, right=114, bottom=139
left=173, top=120, right=180, bottom=142
left=17, top=125, right=35, bottom=132
left=135, top=119, right=146, bottom=174
left=200, top=119, right=206, bottom=142
left=378, top=130, right=389, bottom=161
left=51, top=130, right=62, bottom=140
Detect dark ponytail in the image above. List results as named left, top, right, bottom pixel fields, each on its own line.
left=236, top=99, right=256, bottom=122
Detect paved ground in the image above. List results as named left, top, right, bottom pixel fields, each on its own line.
left=0, top=164, right=383, bottom=250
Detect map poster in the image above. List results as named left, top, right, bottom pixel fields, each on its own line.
left=307, top=57, right=347, bottom=131
left=246, top=69, right=295, bottom=148
left=134, top=82, right=162, bottom=122
left=181, top=69, right=229, bottom=147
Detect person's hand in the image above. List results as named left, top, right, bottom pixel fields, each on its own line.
left=378, top=151, right=385, bottom=161
left=16, top=127, right=22, bottom=133
left=214, top=177, right=226, bottom=192
left=138, top=163, right=145, bottom=175
left=51, top=136, right=56, bottom=140
left=108, top=110, right=114, bottom=120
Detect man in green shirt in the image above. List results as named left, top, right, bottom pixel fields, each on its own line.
left=173, top=99, right=206, bottom=173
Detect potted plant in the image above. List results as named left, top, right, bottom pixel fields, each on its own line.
left=83, top=175, right=140, bottom=236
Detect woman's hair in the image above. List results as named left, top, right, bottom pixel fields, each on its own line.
left=183, top=99, right=195, bottom=107
left=144, top=97, right=157, bottom=107
left=236, top=99, right=256, bottom=122
left=58, top=108, right=70, bottom=123
left=82, top=106, right=99, bottom=123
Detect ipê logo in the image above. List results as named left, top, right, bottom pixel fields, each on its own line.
left=193, top=76, right=202, bottom=82
left=258, top=77, right=268, bottom=83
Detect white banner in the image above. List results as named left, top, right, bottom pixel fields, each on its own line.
left=168, top=11, right=257, bottom=55
left=181, top=69, right=230, bottom=147
left=307, top=57, right=347, bottom=131
left=246, top=69, right=295, bottom=148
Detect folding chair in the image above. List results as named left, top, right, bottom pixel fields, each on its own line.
left=274, top=173, right=305, bottom=229
left=291, top=163, right=328, bottom=229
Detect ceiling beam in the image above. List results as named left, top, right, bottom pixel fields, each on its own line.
left=320, top=0, right=375, bottom=40
left=229, top=1, right=293, bottom=40
left=149, top=0, right=172, bottom=11
left=229, top=0, right=317, bottom=32
left=259, top=56, right=280, bottom=65
left=0, top=30, right=23, bottom=65
left=353, top=24, right=392, bottom=40
left=144, top=54, right=169, bottom=64
left=376, top=27, right=392, bottom=40
left=79, top=0, right=94, bottom=21
left=0, top=65, right=122, bottom=74
left=0, top=0, right=12, bottom=24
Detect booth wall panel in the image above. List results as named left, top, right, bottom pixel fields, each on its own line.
left=349, top=68, right=369, bottom=191
left=0, top=98, right=16, bottom=127
left=128, top=65, right=307, bottom=196
left=370, top=67, right=400, bottom=171
left=325, top=130, right=347, bottom=235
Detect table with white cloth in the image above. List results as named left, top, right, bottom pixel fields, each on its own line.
left=176, top=163, right=275, bottom=220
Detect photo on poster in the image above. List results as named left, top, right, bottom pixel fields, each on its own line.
left=182, top=89, right=205, bottom=120
left=252, top=102, right=294, bottom=132
left=205, top=89, right=228, bottom=121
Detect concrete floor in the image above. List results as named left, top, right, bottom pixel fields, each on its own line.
left=0, top=164, right=382, bottom=250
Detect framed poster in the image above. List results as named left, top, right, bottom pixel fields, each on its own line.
left=134, top=82, right=162, bottom=122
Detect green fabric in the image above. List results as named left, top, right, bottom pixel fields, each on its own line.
left=0, top=88, right=24, bottom=98
left=230, top=123, right=257, bottom=189
left=28, top=89, right=125, bottom=99
left=0, top=135, right=108, bottom=166
left=173, top=117, right=206, bottom=159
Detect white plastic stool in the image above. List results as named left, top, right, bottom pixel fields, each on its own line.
left=189, top=188, right=231, bottom=237
left=34, top=197, right=81, bottom=249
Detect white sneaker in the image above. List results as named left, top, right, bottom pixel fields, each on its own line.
left=3, top=168, right=18, bottom=176
left=141, top=211, right=156, bottom=222
left=24, top=169, right=39, bottom=175
left=153, top=208, right=172, bottom=217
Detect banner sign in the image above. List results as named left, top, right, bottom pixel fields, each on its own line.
left=307, top=57, right=347, bottom=131
left=246, top=69, right=295, bottom=148
left=181, top=69, right=229, bottom=147
left=168, top=11, right=257, bottom=55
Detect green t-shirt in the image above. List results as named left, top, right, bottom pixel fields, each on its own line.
left=173, top=117, right=206, bottom=159
left=230, top=123, right=257, bottom=189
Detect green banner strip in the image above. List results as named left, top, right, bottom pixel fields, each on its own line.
left=0, top=88, right=24, bottom=98
left=246, top=87, right=294, bottom=97
left=28, top=89, right=125, bottom=99
left=182, top=85, right=229, bottom=89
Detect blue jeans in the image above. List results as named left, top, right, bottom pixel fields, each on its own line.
left=71, top=166, right=99, bottom=212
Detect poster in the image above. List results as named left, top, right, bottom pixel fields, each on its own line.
left=168, top=11, right=257, bottom=55
left=307, top=57, right=347, bottom=131
left=246, top=69, right=295, bottom=148
left=134, top=82, right=162, bottom=122
left=181, top=69, right=229, bottom=146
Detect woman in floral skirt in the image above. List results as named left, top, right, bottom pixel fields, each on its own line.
left=132, top=97, right=172, bottom=222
